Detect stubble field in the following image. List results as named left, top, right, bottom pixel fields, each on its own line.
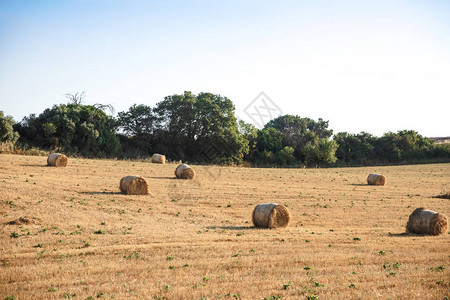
left=0, top=154, right=449, bottom=299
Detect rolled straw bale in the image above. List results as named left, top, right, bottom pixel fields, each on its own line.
left=252, top=203, right=290, bottom=229
left=151, top=153, right=166, bottom=164
left=367, top=173, right=385, bottom=186
left=175, top=164, right=195, bottom=179
left=406, top=207, right=448, bottom=235
left=47, top=153, right=68, bottom=167
left=119, top=175, right=149, bottom=195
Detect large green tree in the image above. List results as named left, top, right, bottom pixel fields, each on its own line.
left=374, top=130, right=433, bottom=162
left=0, top=111, right=19, bottom=143
left=15, top=103, right=120, bottom=157
left=265, top=115, right=333, bottom=140
left=117, top=104, right=156, bottom=136
left=238, top=120, right=258, bottom=161
left=153, top=91, right=247, bottom=164
left=116, top=104, right=159, bottom=158
left=261, top=115, right=337, bottom=166
left=334, top=132, right=376, bottom=165
left=302, top=136, right=338, bottom=166
left=333, top=130, right=449, bottom=165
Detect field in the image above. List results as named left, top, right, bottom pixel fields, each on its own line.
left=0, top=154, right=449, bottom=299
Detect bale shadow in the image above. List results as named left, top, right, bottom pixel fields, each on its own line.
left=432, top=193, right=450, bottom=199
left=20, top=164, right=49, bottom=168
left=5, top=216, right=40, bottom=225
left=206, top=226, right=257, bottom=231
left=79, top=191, right=122, bottom=195
left=388, top=232, right=438, bottom=237
left=150, top=176, right=177, bottom=180
left=350, top=183, right=368, bottom=187
left=387, top=232, right=413, bottom=237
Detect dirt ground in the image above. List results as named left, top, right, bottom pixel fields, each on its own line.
left=0, top=154, right=448, bottom=299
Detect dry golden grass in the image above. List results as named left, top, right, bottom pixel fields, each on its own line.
left=0, top=154, right=449, bottom=299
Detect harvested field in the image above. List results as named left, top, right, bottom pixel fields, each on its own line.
left=0, top=154, right=449, bottom=299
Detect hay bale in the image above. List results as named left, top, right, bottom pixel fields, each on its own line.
left=175, top=164, right=195, bottom=179
left=406, top=207, right=448, bottom=235
left=151, top=153, right=166, bottom=164
left=367, top=173, right=385, bottom=186
left=47, top=153, right=68, bottom=167
left=252, top=203, right=290, bottom=229
left=119, top=175, right=149, bottom=195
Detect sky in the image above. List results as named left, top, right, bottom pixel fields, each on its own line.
left=1, top=0, right=449, bottom=137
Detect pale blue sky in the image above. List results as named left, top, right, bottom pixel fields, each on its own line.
left=1, top=0, right=449, bottom=136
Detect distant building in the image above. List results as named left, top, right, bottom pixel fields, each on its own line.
left=429, top=137, right=450, bottom=144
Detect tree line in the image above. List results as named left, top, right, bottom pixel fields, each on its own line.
left=1, top=91, right=449, bottom=166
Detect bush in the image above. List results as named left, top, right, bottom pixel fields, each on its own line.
left=0, top=111, right=19, bottom=144
left=276, top=146, right=296, bottom=165
left=15, top=103, right=120, bottom=157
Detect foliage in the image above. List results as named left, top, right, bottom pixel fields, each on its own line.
left=302, top=137, right=338, bottom=166
left=264, top=114, right=333, bottom=140
left=428, top=143, right=450, bottom=161
left=333, top=132, right=376, bottom=164
left=153, top=91, right=247, bottom=164
left=334, top=130, right=449, bottom=165
left=276, top=146, right=296, bottom=165
left=14, top=103, right=120, bottom=157
left=4, top=92, right=450, bottom=166
left=0, top=111, right=19, bottom=143
left=253, top=115, right=336, bottom=166
left=374, top=130, right=433, bottom=162
left=117, top=104, right=156, bottom=136
left=117, top=104, right=159, bottom=158
left=256, top=127, right=283, bottom=153
left=238, top=120, right=258, bottom=161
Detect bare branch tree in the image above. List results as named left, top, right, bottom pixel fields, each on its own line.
left=65, top=91, right=86, bottom=105
left=94, top=103, right=115, bottom=115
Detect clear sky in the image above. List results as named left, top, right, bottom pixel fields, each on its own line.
left=1, top=0, right=449, bottom=137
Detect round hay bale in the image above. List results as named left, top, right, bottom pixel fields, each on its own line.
left=119, top=175, right=149, bottom=195
left=367, top=173, right=385, bottom=186
left=252, top=203, right=290, bottom=229
left=151, top=153, right=166, bottom=164
left=47, top=153, right=68, bottom=167
left=175, top=164, right=195, bottom=179
left=406, top=207, right=448, bottom=236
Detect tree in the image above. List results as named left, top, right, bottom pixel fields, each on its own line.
left=276, top=146, right=296, bottom=165
left=264, top=115, right=333, bottom=140
left=395, top=130, right=432, bottom=160
left=116, top=104, right=159, bottom=158
left=65, top=91, right=86, bottom=105
left=333, top=130, right=446, bottom=165
left=0, top=111, right=19, bottom=143
left=374, top=130, right=433, bottom=162
left=428, top=143, right=450, bottom=162
left=117, top=104, right=156, bottom=136
left=153, top=91, right=247, bottom=164
left=252, top=127, right=284, bottom=164
left=261, top=114, right=336, bottom=165
left=15, top=103, right=120, bottom=157
left=256, top=127, right=283, bottom=153
left=334, top=132, right=376, bottom=165
left=238, top=120, right=258, bottom=161
left=302, top=136, right=338, bottom=166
